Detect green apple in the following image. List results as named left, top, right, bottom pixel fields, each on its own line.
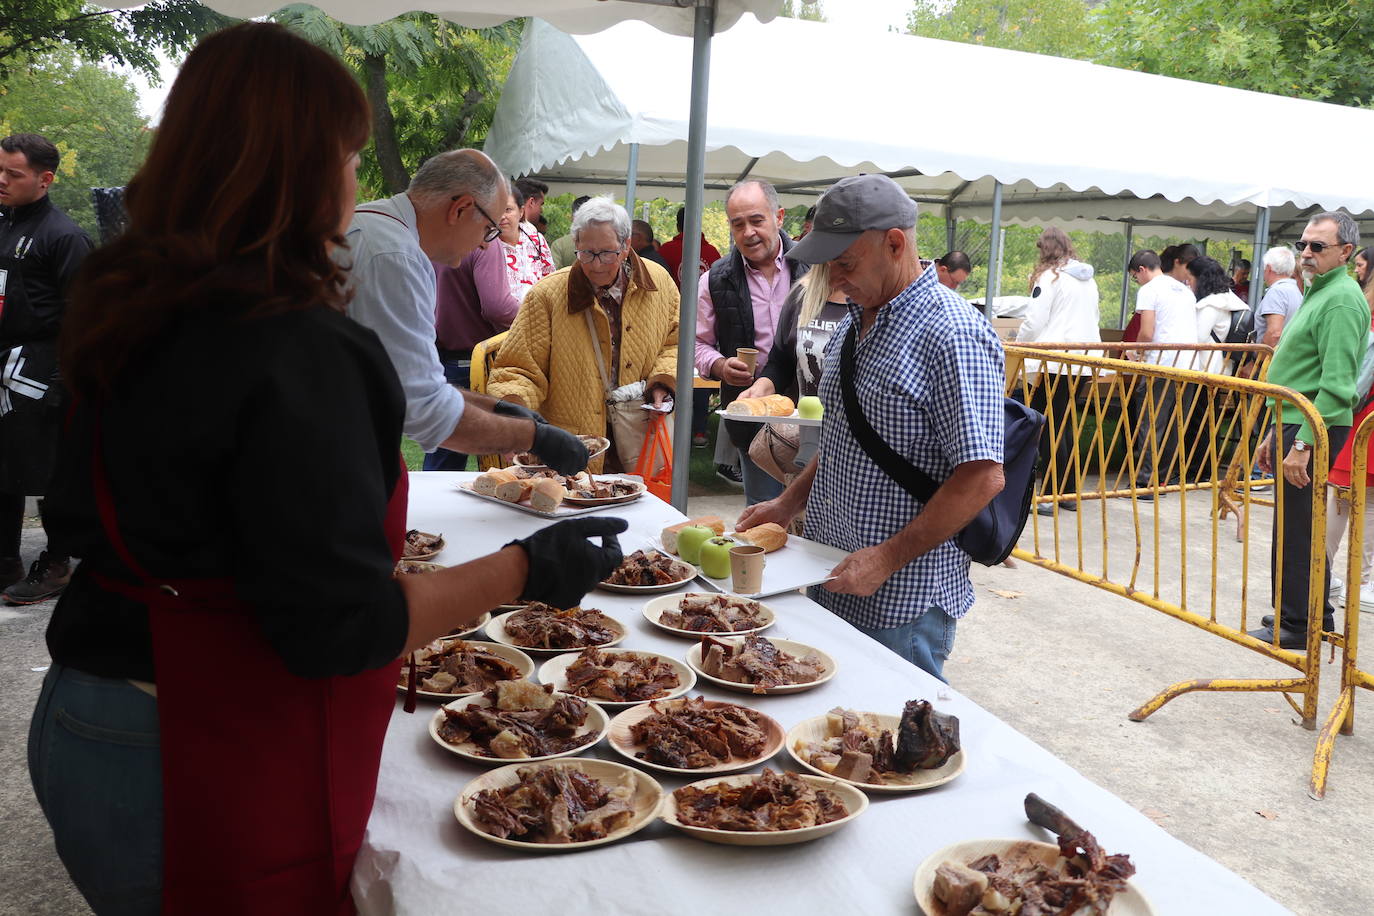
left=797, top=396, right=824, bottom=420
left=676, top=525, right=715, bottom=565
left=699, top=537, right=735, bottom=579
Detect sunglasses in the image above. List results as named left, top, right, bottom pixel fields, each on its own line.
left=1294, top=239, right=1344, bottom=254
left=454, top=196, right=502, bottom=243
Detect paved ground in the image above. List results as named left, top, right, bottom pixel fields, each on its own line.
left=4, top=484, right=1372, bottom=914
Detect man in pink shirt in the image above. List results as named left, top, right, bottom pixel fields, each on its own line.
left=695, top=179, right=808, bottom=503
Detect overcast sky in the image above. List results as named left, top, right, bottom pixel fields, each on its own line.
left=126, top=1, right=916, bottom=122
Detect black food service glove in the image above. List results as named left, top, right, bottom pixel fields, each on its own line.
left=492, top=400, right=547, bottom=425
left=531, top=422, right=591, bottom=475
left=509, top=517, right=628, bottom=608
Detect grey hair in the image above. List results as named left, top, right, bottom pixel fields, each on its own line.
left=407, top=149, right=506, bottom=212
left=572, top=195, right=631, bottom=246
left=1262, top=245, right=1296, bottom=277
left=1311, top=210, right=1361, bottom=248
left=726, top=179, right=780, bottom=212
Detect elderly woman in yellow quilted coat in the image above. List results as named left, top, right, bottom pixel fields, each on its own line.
left=488, top=196, right=678, bottom=472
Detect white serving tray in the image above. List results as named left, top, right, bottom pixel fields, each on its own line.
left=714, top=409, right=822, bottom=428
left=453, top=474, right=644, bottom=518
left=678, top=532, right=848, bottom=600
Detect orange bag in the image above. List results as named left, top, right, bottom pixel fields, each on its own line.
left=635, top=413, right=673, bottom=502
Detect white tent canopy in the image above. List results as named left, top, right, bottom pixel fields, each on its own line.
left=101, top=0, right=777, bottom=35
left=486, top=15, right=1374, bottom=234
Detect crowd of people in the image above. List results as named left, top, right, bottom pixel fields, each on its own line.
left=7, top=19, right=1374, bottom=914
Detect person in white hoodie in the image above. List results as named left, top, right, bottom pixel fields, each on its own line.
left=1184, top=255, right=1252, bottom=375
left=1016, top=227, right=1102, bottom=513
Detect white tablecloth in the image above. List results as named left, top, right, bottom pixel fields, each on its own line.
left=352, top=472, right=1285, bottom=915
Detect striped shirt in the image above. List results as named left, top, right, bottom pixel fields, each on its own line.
left=804, top=265, right=1005, bottom=628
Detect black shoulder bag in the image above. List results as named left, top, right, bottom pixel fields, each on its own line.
left=838, top=324, right=1045, bottom=566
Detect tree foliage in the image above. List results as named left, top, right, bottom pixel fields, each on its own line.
left=780, top=0, right=826, bottom=22
left=907, top=0, right=1094, bottom=58
left=273, top=5, right=520, bottom=197
left=0, top=49, right=150, bottom=235
left=0, top=0, right=233, bottom=80
left=1093, top=0, right=1374, bottom=106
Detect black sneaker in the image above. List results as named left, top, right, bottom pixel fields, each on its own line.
left=715, top=463, right=743, bottom=484
left=0, top=556, right=23, bottom=590
left=4, top=551, right=71, bottom=605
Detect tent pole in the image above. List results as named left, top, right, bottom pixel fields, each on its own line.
left=985, top=181, right=1003, bottom=313
left=945, top=212, right=955, bottom=255
left=1119, top=221, right=1134, bottom=329
left=625, top=142, right=640, bottom=221
left=671, top=0, right=714, bottom=511
left=1249, top=206, right=1270, bottom=309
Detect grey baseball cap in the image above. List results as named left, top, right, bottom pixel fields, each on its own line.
left=787, top=174, right=918, bottom=265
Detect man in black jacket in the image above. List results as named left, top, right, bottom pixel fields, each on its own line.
left=692, top=179, right=807, bottom=503
left=0, top=133, right=93, bottom=603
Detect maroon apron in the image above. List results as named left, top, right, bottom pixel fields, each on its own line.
left=88, top=427, right=407, bottom=914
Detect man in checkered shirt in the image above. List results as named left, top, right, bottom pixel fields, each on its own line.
left=737, top=174, right=1005, bottom=680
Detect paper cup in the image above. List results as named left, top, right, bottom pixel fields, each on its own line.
left=736, top=348, right=759, bottom=374
left=729, top=544, right=766, bottom=595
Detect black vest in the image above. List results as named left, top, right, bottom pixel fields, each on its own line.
left=708, top=235, right=808, bottom=447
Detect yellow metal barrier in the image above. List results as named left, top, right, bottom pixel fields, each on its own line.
left=1005, top=346, right=1332, bottom=736
left=1310, top=408, right=1374, bottom=798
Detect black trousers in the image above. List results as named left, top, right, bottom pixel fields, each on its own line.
left=1273, top=423, right=1349, bottom=633
left=1029, top=374, right=1081, bottom=497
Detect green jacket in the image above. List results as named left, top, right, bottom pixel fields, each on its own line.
left=1266, top=264, right=1372, bottom=445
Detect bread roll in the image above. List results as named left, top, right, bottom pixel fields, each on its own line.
left=528, top=478, right=566, bottom=513
left=473, top=467, right=518, bottom=496
left=725, top=394, right=795, bottom=417
left=737, top=522, right=788, bottom=553
left=495, top=478, right=535, bottom=503
left=661, top=515, right=727, bottom=553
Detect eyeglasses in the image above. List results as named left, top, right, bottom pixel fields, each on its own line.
left=455, top=195, right=502, bottom=243
left=575, top=248, right=623, bottom=265
left=1294, top=239, right=1344, bottom=254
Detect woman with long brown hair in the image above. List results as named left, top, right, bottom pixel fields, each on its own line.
left=28, top=23, right=622, bottom=914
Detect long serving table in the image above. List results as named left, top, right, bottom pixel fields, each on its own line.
left=352, top=472, right=1285, bottom=915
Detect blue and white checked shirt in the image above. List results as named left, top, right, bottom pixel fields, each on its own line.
left=804, top=266, right=1005, bottom=629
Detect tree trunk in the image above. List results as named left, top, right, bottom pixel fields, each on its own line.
left=363, top=52, right=409, bottom=194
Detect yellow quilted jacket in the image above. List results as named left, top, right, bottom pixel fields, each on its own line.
left=487, top=251, right=679, bottom=471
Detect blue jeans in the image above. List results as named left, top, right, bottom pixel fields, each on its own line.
left=850, top=607, right=958, bottom=682
left=29, top=664, right=163, bottom=915
left=740, top=452, right=785, bottom=506
left=423, top=356, right=470, bottom=471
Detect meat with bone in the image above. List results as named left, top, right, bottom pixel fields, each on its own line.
left=437, top=683, right=596, bottom=759
left=628, top=696, right=770, bottom=768
left=659, top=593, right=768, bottom=632
left=793, top=701, right=962, bottom=785
left=672, top=769, right=850, bottom=832
left=398, top=639, right=524, bottom=695
left=471, top=766, right=637, bottom=843
left=503, top=602, right=619, bottom=649
left=603, top=550, right=689, bottom=587
left=698, top=634, right=826, bottom=693
left=563, top=648, right=681, bottom=702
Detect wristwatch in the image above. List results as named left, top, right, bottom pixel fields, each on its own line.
left=1294, top=439, right=1309, bottom=452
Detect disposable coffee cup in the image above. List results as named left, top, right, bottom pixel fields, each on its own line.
left=729, top=544, right=766, bottom=595
left=736, top=347, right=759, bottom=375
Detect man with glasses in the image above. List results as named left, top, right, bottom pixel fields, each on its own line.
left=343, top=149, right=589, bottom=475
left=934, top=251, right=972, bottom=291
left=1253, top=212, right=1371, bottom=649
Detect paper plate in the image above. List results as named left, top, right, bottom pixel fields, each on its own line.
left=538, top=649, right=696, bottom=709
left=913, top=838, right=1155, bottom=915
left=562, top=476, right=647, bottom=507
left=486, top=607, right=627, bottom=655
left=641, top=593, right=776, bottom=638
left=402, top=531, right=445, bottom=561
left=661, top=772, right=868, bottom=846
left=513, top=436, right=610, bottom=470
left=606, top=698, right=785, bottom=776
left=429, top=693, right=609, bottom=764
left=454, top=758, right=663, bottom=851
left=396, top=638, right=535, bottom=701
left=785, top=712, right=965, bottom=793
left=597, top=556, right=696, bottom=594
left=685, top=637, right=837, bottom=695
